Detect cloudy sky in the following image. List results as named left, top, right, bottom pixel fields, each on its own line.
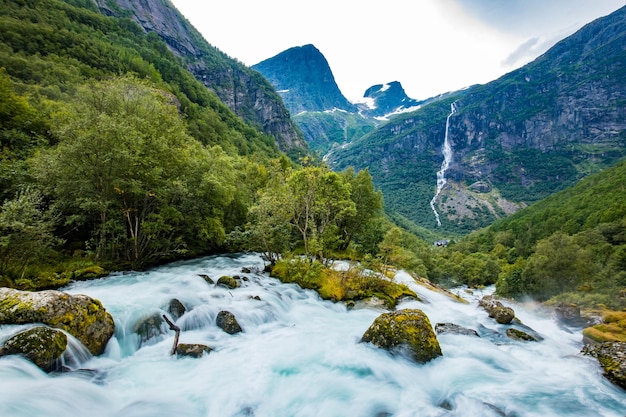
left=170, top=0, right=625, bottom=102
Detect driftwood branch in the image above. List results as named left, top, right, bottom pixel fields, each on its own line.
left=163, top=314, right=180, bottom=355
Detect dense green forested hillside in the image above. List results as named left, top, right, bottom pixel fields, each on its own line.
left=442, top=159, right=626, bottom=308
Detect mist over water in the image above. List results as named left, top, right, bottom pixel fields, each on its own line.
left=1, top=254, right=625, bottom=417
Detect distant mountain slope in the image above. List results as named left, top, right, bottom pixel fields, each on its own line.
left=252, top=44, right=356, bottom=114
left=329, top=5, right=626, bottom=235
left=358, top=81, right=423, bottom=119
left=95, top=0, right=308, bottom=157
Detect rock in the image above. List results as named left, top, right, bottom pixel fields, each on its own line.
left=167, top=299, right=186, bottom=321
left=176, top=343, right=213, bottom=358
left=506, top=328, right=539, bottom=342
left=582, top=342, right=626, bottom=390
left=216, top=276, right=239, bottom=289
left=360, top=309, right=442, bottom=364
left=435, top=322, right=479, bottom=337
left=241, top=267, right=252, bottom=274
left=133, top=312, right=166, bottom=344
left=0, top=288, right=114, bottom=355
left=216, top=311, right=243, bottom=334
left=199, top=274, right=214, bottom=284
left=479, top=295, right=515, bottom=324
left=0, top=326, right=67, bottom=372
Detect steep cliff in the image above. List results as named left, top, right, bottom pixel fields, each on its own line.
left=252, top=44, right=356, bottom=114
left=330, top=5, right=626, bottom=234
left=94, top=0, right=308, bottom=157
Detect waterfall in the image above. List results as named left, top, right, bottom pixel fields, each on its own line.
left=430, top=102, right=457, bottom=227
left=0, top=253, right=625, bottom=417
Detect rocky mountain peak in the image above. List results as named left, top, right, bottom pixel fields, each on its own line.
left=252, top=44, right=356, bottom=114
left=359, top=81, right=423, bottom=118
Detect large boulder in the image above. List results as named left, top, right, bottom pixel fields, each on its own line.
left=216, top=310, right=243, bottom=334
left=360, top=309, right=442, bottom=363
left=582, top=342, right=626, bottom=390
left=479, top=295, right=515, bottom=324
left=0, top=288, right=114, bottom=355
left=216, top=276, right=239, bottom=289
left=0, top=326, right=67, bottom=372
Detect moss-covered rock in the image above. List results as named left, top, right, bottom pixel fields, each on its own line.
left=506, top=328, right=539, bottom=342
left=0, top=326, right=67, bottom=372
left=582, top=310, right=626, bottom=343
left=216, top=275, right=239, bottom=289
left=479, top=295, right=515, bottom=324
left=216, top=310, right=242, bottom=334
left=176, top=343, right=213, bottom=358
left=0, top=288, right=114, bottom=355
left=582, top=342, right=626, bottom=390
left=360, top=309, right=442, bottom=363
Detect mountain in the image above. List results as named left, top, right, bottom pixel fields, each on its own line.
left=253, top=45, right=428, bottom=156
left=94, top=0, right=308, bottom=158
left=328, top=5, right=626, bottom=235
left=358, top=81, right=423, bottom=119
left=252, top=44, right=356, bottom=114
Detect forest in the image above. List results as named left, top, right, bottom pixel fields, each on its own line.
left=0, top=0, right=625, bottom=315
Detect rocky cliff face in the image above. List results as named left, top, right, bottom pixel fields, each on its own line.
left=330, top=5, right=626, bottom=234
left=93, top=0, right=307, bottom=155
left=252, top=44, right=356, bottom=114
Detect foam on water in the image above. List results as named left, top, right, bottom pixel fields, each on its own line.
left=0, top=254, right=624, bottom=417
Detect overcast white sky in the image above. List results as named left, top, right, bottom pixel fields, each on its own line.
left=170, top=0, right=625, bottom=102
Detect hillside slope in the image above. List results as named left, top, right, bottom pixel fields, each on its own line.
left=94, top=0, right=308, bottom=157
left=329, top=5, right=626, bottom=235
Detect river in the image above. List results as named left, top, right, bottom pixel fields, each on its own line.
left=0, top=253, right=624, bottom=417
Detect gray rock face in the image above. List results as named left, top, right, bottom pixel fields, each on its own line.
left=0, top=326, right=67, bottom=372
left=0, top=288, right=114, bottom=355
left=582, top=342, right=626, bottom=390
left=216, top=311, right=242, bottom=335
left=435, top=322, right=479, bottom=337
left=360, top=309, right=442, bottom=364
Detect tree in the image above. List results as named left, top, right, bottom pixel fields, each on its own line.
left=286, top=167, right=356, bottom=261
left=31, top=76, right=233, bottom=267
left=0, top=188, right=61, bottom=278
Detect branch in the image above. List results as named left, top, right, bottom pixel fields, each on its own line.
left=162, top=314, right=180, bottom=355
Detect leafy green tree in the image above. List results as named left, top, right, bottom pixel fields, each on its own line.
left=0, top=188, right=61, bottom=278
left=286, top=167, right=356, bottom=260
left=31, top=76, right=234, bottom=267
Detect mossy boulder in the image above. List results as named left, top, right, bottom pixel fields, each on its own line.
left=0, top=326, right=67, bottom=372
left=0, top=288, right=115, bottom=355
left=479, top=295, right=515, bottom=324
left=176, top=343, right=213, bottom=358
left=360, top=309, right=442, bottom=363
left=582, top=342, right=626, bottom=390
left=216, top=275, right=239, bottom=289
left=216, top=310, right=242, bottom=334
left=506, top=328, right=539, bottom=342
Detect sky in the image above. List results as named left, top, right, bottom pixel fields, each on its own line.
left=170, top=0, right=625, bottom=102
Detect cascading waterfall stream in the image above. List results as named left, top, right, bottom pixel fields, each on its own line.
left=0, top=253, right=625, bottom=417
left=430, top=102, right=457, bottom=226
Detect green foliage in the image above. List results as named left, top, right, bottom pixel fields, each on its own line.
left=31, top=76, right=240, bottom=268
left=0, top=188, right=62, bottom=280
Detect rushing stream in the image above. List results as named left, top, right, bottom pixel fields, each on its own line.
left=430, top=102, right=457, bottom=227
left=1, top=253, right=625, bottom=417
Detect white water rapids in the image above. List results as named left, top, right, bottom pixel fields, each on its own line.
left=430, top=103, right=457, bottom=227
left=1, top=253, right=625, bottom=417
